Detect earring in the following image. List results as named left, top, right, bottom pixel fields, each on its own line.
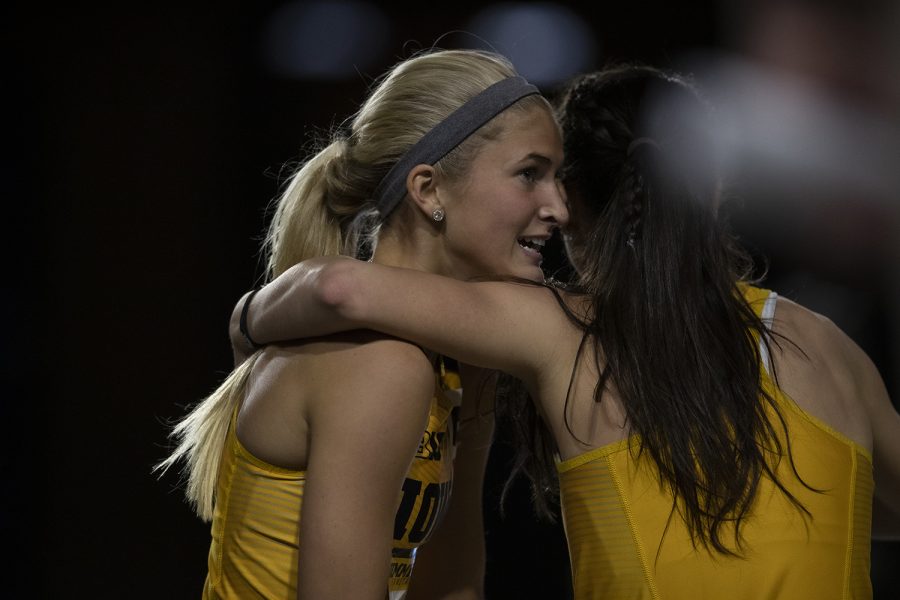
left=431, top=208, right=445, bottom=222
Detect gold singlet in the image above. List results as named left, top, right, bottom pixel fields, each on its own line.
left=201, top=366, right=459, bottom=599
left=557, top=286, right=873, bottom=599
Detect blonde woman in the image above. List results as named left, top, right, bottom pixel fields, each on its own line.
left=157, top=49, right=567, bottom=600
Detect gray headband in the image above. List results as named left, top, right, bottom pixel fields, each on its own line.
left=373, top=75, right=540, bottom=219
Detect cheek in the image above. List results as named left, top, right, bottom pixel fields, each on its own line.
left=445, top=185, right=529, bottom=258
left=445, top=211, right=517, bottom=269
left=456, top=198, right=519, bottom=240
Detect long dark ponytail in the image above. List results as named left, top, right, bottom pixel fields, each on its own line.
left=504, top=65, right=811, bottom=555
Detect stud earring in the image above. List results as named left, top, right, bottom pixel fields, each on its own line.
left=432, top=208, right=445, bottom=222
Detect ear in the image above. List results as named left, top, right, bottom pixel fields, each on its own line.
left=405, top=163, right=442, bottom=220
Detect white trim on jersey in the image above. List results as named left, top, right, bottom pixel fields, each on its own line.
left=759, top=291, right=778, bottom=377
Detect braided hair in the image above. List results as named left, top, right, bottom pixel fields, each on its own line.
left=502, top=65, right=813, bottom=556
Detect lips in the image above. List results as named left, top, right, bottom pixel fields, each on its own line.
left=517, top=236, right=548, bottom=266
left=517, top=237, right=546, bottom=252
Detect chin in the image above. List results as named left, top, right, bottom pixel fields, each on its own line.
left=513, top=265, right=545, bottom=283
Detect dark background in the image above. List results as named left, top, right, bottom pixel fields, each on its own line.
left=6, top=1, right=898, bottom=597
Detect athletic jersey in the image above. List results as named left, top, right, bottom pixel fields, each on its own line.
left=201, top=361, right=460, bottom=600
left=557, top=286, right=874, bottom=599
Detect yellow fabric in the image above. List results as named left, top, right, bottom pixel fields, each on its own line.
left=557, top=286, right=874, bottom=599
left=202, top=368, right=459, bottom=599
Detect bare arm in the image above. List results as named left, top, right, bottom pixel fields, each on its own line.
left=297, top=338, right=435, bottom=599
left=813, top=310, right=900, bottom=539
left=855, top=348, right=900, bottom=539
left=232, top=257, right=575, bottom=387
left=229, top=289, right=254, bottom=366
left=406, top=365, right=496, bottom=600
left=229, top=259, right=359, bottom=366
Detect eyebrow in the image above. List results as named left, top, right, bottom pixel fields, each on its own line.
left=518, top=153, right=553, bottom=165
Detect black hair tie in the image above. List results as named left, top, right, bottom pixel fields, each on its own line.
left=239, top=287, right=263, bottom=350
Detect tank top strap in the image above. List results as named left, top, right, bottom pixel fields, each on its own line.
left=758, top=289, right=778, bottom=377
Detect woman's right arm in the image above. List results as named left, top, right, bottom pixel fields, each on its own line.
left=775, top=303, right=900, bottom=539
left=231, top=257, right=575, bottom=386
left=855, top=346, right=900, bottom=539
left=816, top=311, right=900, bottom=540
left=229, top=259, right=359, bottom=366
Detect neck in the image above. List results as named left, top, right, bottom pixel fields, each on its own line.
left=370, top=221, right=446, bottom=364
left=370, top=217, right=450, bottom=276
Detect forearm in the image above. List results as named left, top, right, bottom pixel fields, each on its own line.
left=229, top=258, right=362, bottom=354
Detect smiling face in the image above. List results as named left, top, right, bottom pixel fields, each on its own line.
left=434, top=105, right=569, bottom=282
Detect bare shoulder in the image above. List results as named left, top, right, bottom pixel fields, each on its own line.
left=772, top=297, right=875, bottom=384
left=311, top=331, right=435, bottom=402
left=300, top=332, right=437, bottom=463
left=251, top=331, right=432, bottom=390
left=768, top=297, right=899, bottom=538
left=769, top=295, right=882, bottom=450
left=250, top=331, right=437, bottom=424
left=238, top=332, right=434, bottom=469
left=778, top=297, right=894, bottom=418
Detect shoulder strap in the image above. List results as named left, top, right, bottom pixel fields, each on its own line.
left=759, top=291, right=778, bottom=377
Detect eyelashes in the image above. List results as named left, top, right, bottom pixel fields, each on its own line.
left=519, top=166, right=563, bottom=187
left=519, top=167, right=539, bottom=183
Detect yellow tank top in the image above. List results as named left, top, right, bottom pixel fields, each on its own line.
left=557, top=286, right=874, bottom=599
left=201, top=366, right=460, bottom=599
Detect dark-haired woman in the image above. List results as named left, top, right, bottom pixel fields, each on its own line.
left=234, top=65, right=899, bottom=598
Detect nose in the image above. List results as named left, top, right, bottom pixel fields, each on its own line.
left=538, top=179, right=569, bottom=228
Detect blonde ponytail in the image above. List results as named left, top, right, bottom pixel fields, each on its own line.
left=154, top=143, right=365, bottom=521
left=266, top=141, right=350, bottom=278
left=154, top=355, right=258, bottom=521
left=158, top=49, right=546, bottom=521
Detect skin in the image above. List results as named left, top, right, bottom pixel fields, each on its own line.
left=413, top=106, right=568, bottom=283
left=767, top=297, right=900, bottom=538
left=259, top=333, right=435, bottom=600
left=236, top=194, right=900, bottom=542
left=232, top=103, right=568, bottom=600
left=405, top=363, right=497, bottom=600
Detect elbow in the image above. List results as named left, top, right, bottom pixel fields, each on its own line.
left=314, top=259, right=362, bottom=320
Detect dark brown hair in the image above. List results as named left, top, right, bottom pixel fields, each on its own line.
left=501, top=65, right=812, bottom=555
